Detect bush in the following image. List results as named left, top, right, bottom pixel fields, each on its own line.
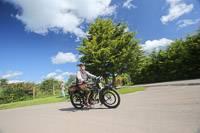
left=0, top=82, right=34, bottom=104
left=36, top=78, right=61, bottom=98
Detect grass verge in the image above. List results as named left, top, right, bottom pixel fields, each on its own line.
left=0, top=87, right=145, bottom=110
left=116, top=87, right=146, bottom=94
left=0, top=95, right=70, bottom=110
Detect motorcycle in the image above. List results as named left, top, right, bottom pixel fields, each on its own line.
left=67, top=77, right=120, bottom=109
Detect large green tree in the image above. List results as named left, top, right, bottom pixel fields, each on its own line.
left=77, top=17, right=144, bottom=84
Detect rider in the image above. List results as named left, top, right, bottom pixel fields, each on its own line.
left=76, top=63, right=97, bottom=107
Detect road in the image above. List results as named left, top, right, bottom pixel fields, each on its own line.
left=0, top=80, right=200, bottom=133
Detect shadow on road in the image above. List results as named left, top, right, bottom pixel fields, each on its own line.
left=59, top=106, right=111, bottom=112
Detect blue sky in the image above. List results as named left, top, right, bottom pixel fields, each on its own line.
left=0, top=0, right=199, bottom=83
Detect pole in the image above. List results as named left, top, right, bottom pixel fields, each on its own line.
left=33, top=86, right=35, bottom=100
left=53, top=83, right=55, bottom=96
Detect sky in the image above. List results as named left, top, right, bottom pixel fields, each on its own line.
left=0, top=0, right=200, bottom=83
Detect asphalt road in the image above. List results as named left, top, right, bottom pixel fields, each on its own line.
left=0, top=80, right=200, bottom=133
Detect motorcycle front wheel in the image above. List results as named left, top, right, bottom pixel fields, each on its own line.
left=100, top=88, right=120, bottom=108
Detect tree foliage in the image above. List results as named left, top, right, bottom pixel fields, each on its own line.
left=0, top=82, right=35, bottom=104
left=130, top=29, right=200, bottom=84
left=77, top=17, right=144, bottom=84
left=65, top=75, right=76, bottom=86
left=0, top=78, right=62, bottom=104
left=38, top=78, right=60, bottom=96
left=116, top=73, right=132, bottom=86
left=0, top=78, right=8, bottom=87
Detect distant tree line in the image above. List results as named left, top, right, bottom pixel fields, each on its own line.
left=129, top=30, right=200, bottom=84
left=0, top=75, right=76, bottom=104
left=0, top=80, right=34, bottom=104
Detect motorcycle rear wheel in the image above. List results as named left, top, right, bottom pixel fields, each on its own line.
left=70, top=92, right=84, bottom=109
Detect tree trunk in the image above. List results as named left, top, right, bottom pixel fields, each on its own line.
left=105, top=77, right=109, bottom=84
left=112, top=72, right=116, bottom=88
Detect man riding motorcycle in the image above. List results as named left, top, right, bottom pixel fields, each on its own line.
left=76, top=63, right=97, bottom=107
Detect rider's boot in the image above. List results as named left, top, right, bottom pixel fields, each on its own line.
left=86, top=103, right=91, bottom=107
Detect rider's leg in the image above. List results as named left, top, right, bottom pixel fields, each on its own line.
left=85, top=89, right=91, bottom=103
left=78, top=85, right=91, bottom=106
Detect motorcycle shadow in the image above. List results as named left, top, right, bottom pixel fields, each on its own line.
left=59, top=106, right=111, bottom=112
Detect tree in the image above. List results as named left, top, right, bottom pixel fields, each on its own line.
left=116, top=73, right=131, bottom=86
left=66, top=75, right=76, bottom=86
left=130, top=27, right=200, bottom=84
left=39, top=78, right=60, bottom=96
left=0, top=78, right=8, bottom=87
left=77, top=17, right=144, bottom=85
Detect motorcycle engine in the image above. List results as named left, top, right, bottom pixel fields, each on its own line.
left=90, top=99, right=99, bottom=104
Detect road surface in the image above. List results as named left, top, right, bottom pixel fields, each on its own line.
left=0, top=80, right=200, bottom=133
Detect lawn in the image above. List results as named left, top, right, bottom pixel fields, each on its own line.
left=116, top=86, right=146, bottom=94
left=0, top=87, right=145, bottom=110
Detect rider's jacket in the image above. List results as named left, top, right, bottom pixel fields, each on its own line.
left=76, top=70, right=96, bottom=84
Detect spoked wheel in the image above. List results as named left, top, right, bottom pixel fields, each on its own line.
left=70, top=92, right=84, bottom=109
left=101, top=88, right=120, bottom=108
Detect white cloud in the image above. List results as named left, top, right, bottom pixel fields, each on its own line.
left=51, top=52, right=79, bottom=64
left=8, top=80, right=25, bottom=84
left=161, top=0, right=193, bottom=24
left=75, top=37, right=81, bottom=42
left=4, top=0, right=116, bottom=37
left=1, top=71, right=23, bottom=79
left=123, top=0, right=137, bottom=10
left=141, top=38, right=173, bottom=52
left=62, top=72, right=75, bottom=76
left=42, top=70, right=75, bottom=81
left=54, top=72, right=75, bottom=81
left=46, top=72, right=57, bottom=78
left=177, top=18, right=200, bottom=28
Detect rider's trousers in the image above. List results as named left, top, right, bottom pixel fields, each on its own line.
left=78, top=84, right=90, bottom=103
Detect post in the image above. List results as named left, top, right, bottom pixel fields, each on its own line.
left=53, top=83, right=55, bottom=96
left=33, top=86, right=35, bottom=100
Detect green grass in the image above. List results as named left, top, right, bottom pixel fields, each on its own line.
left=0, top=87, right=145, bottom=110
left=0, top=95, right=70, bottom=110
left=117, top=87, right=146, bottom=94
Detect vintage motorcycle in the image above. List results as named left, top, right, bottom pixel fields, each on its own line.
left=67, top=77, right=120, bottom=109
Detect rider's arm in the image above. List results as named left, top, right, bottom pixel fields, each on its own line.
left=85, top=71, right=97, bottom=79
left=76, top=71, right=84, bottom=83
